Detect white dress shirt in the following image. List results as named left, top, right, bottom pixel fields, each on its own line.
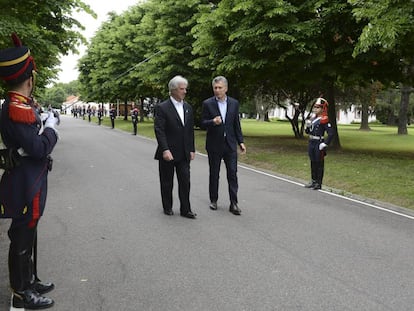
left=217, top=97, right=227, bottom=123
left=170, top=96, right=185, bottom=125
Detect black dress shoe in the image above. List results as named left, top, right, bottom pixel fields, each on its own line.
left=229, top=203, right=241, bottom=215
left=180, top=211, right=197, bottom=219
left=304, top=181, right=316, bottom=188
left=33, top=280, right=55, bottom=295
left=209, top=201, right=218, bottom=210
left=12, top=290, right=54, bottom=309
left=312, top=183, right=321, bottom=190
left=164, top=209, right=174, bottom=216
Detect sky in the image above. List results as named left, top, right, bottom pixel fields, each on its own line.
left=57, top=0, right=140, bottom=83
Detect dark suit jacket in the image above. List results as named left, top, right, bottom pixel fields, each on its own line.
left=201, top=96, right=244, bottom=153
left=154, top=98, right=195, bottom=161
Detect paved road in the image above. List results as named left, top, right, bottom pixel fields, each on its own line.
left=1, top=116, right=413, bottom=311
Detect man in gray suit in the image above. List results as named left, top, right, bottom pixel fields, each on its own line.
left=154, top=75, right=196, bottom=219
left=201, top=76, right=246, bottom=215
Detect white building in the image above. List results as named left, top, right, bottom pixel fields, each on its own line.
left=268, top=104, right=376, bottom=124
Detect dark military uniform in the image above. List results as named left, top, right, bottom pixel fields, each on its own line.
left=97, top=108, right=103, bottom=125
left=131, top=107, right=139, bottom=135
left=109, top=107, right=116, bottom=128
left=0, top=34, right=57, bottom=309
left=305, top=100, right=334, bottom=190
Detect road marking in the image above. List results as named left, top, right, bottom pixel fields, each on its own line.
left=237, top=163, right=414, bottom=220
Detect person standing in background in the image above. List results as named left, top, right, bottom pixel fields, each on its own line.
left=304, top=97, right=334, bottom=190
left=109, top=105, right=116, bottom=129
left=201, top=76, right=246, bottom=216
left=131, top=104, right=139, bottom=135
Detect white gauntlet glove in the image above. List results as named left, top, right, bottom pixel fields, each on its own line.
left=319, top=142, right=327, bottom=150
left=44, top=112, right=59, bottom=138
left=305, top=119, right=312, bottom=128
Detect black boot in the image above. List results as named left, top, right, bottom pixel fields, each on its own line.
left=12, top=289, right=54, bottom=309
left=304, top=180, right=316, bottom=188
left=305, top=161, right=317, bottom=188
left=313, top=160, right=324, bottom=190
left=33, top=233, right=55, bottom=295
left=33, top=279, right=55, bottom=295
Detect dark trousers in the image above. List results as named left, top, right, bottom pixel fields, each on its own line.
left=133, top=121, right=137, bottom=135
left=111, top=118, right=115, bottom=128
left=158, top=159, right=191, bottom=214
left=310, top=160, right=324, bottom=185
left=308, top=140, right=325, bottom=185
left=8, top=219, right=39, bottom=292
left=208, top=144, right=238, bottom=204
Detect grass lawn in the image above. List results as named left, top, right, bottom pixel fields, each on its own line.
left=94, top=116, right=414, bottom=210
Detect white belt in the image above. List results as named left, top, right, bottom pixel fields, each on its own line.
left=309, top=135, right=322, bottom=140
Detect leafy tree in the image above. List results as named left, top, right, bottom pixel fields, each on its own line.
left=0, top=0, right=95, bottom=94
left=78, top=0, right=213, bottom=125
left=192, top=0, right=377, bottom=146
left=40, top=86, right=66, bottom=109
left=136, top=0, right=212, bottom=123
left=38, top=80, right=80, bottom=110
left=350, top=0, right=414, bottom=134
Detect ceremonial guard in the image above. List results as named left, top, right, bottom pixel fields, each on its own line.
left=304, top=97, right=334, bottom=190
left=87, top=104, right=92, bottom=122
left=97, top=107, right=103, bottom=125
left=131, top=104, right=139, bottom=135
left=109, top=105, right=116, bottom=129
left=0, top=34, right=59, bottom=309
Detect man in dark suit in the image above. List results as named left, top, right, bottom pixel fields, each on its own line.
left=154, top=75, right=196, bottom=219
left=201, top=76, right=246, bottom=215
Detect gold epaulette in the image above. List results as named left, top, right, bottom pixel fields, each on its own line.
left=7, top=92, right=36, bottom=124
left=9, top=101, right=36, bottom=124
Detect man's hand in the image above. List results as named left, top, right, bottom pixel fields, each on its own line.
left=190, top=152, right=195, bottom=161
left=162, top=150, right=174, bottom=161
left=213, top=116, right=222, bottom=125
left=239, top=143, right=246, bottom=155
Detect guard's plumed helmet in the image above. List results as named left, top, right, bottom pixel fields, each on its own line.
left=314, top=97, right=329, bottom=124
left=0, top=33, right=37, bottom=85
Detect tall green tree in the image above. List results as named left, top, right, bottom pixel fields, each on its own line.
left=0, top=0, right=95, bottom=93
left=136, top=0, right=212, bottom=117
left=350, top=0, right=414, bottom=135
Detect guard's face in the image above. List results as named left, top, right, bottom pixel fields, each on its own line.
left=170, top=83, right=187, bottom=102
left=213, top=81, right=227, bottom=100
left=313, top=105, right=322, bottom=115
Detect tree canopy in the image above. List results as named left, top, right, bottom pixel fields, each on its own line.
left=77, top=0, right=414, bottom=143
left=4, top=0, right=412, bottom=140
left=0, top=0, right=94, bottom=93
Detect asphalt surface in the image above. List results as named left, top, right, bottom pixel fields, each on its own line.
left=0, top=115, right=413, bottom=311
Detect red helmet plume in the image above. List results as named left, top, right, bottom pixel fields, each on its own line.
left=314, top=97, right=329, bottom=124
left=11, top=33, right=22, bottom=47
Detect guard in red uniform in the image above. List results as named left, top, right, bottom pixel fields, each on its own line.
left=0, top=34, right=59, bottom=309
left=304, top=98, right=333, bottom=190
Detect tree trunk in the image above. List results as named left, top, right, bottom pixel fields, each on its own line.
left=123, top=99, right=128, bottom=120
left=140, top=97, right=145, bottom=122
left=264, top=111, right=269, bottom=122
left=397, top=84, right=410, bottom=135
left=326, top=82, right=341, bottom=149
left=359, top=100, right=370, bottom=130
